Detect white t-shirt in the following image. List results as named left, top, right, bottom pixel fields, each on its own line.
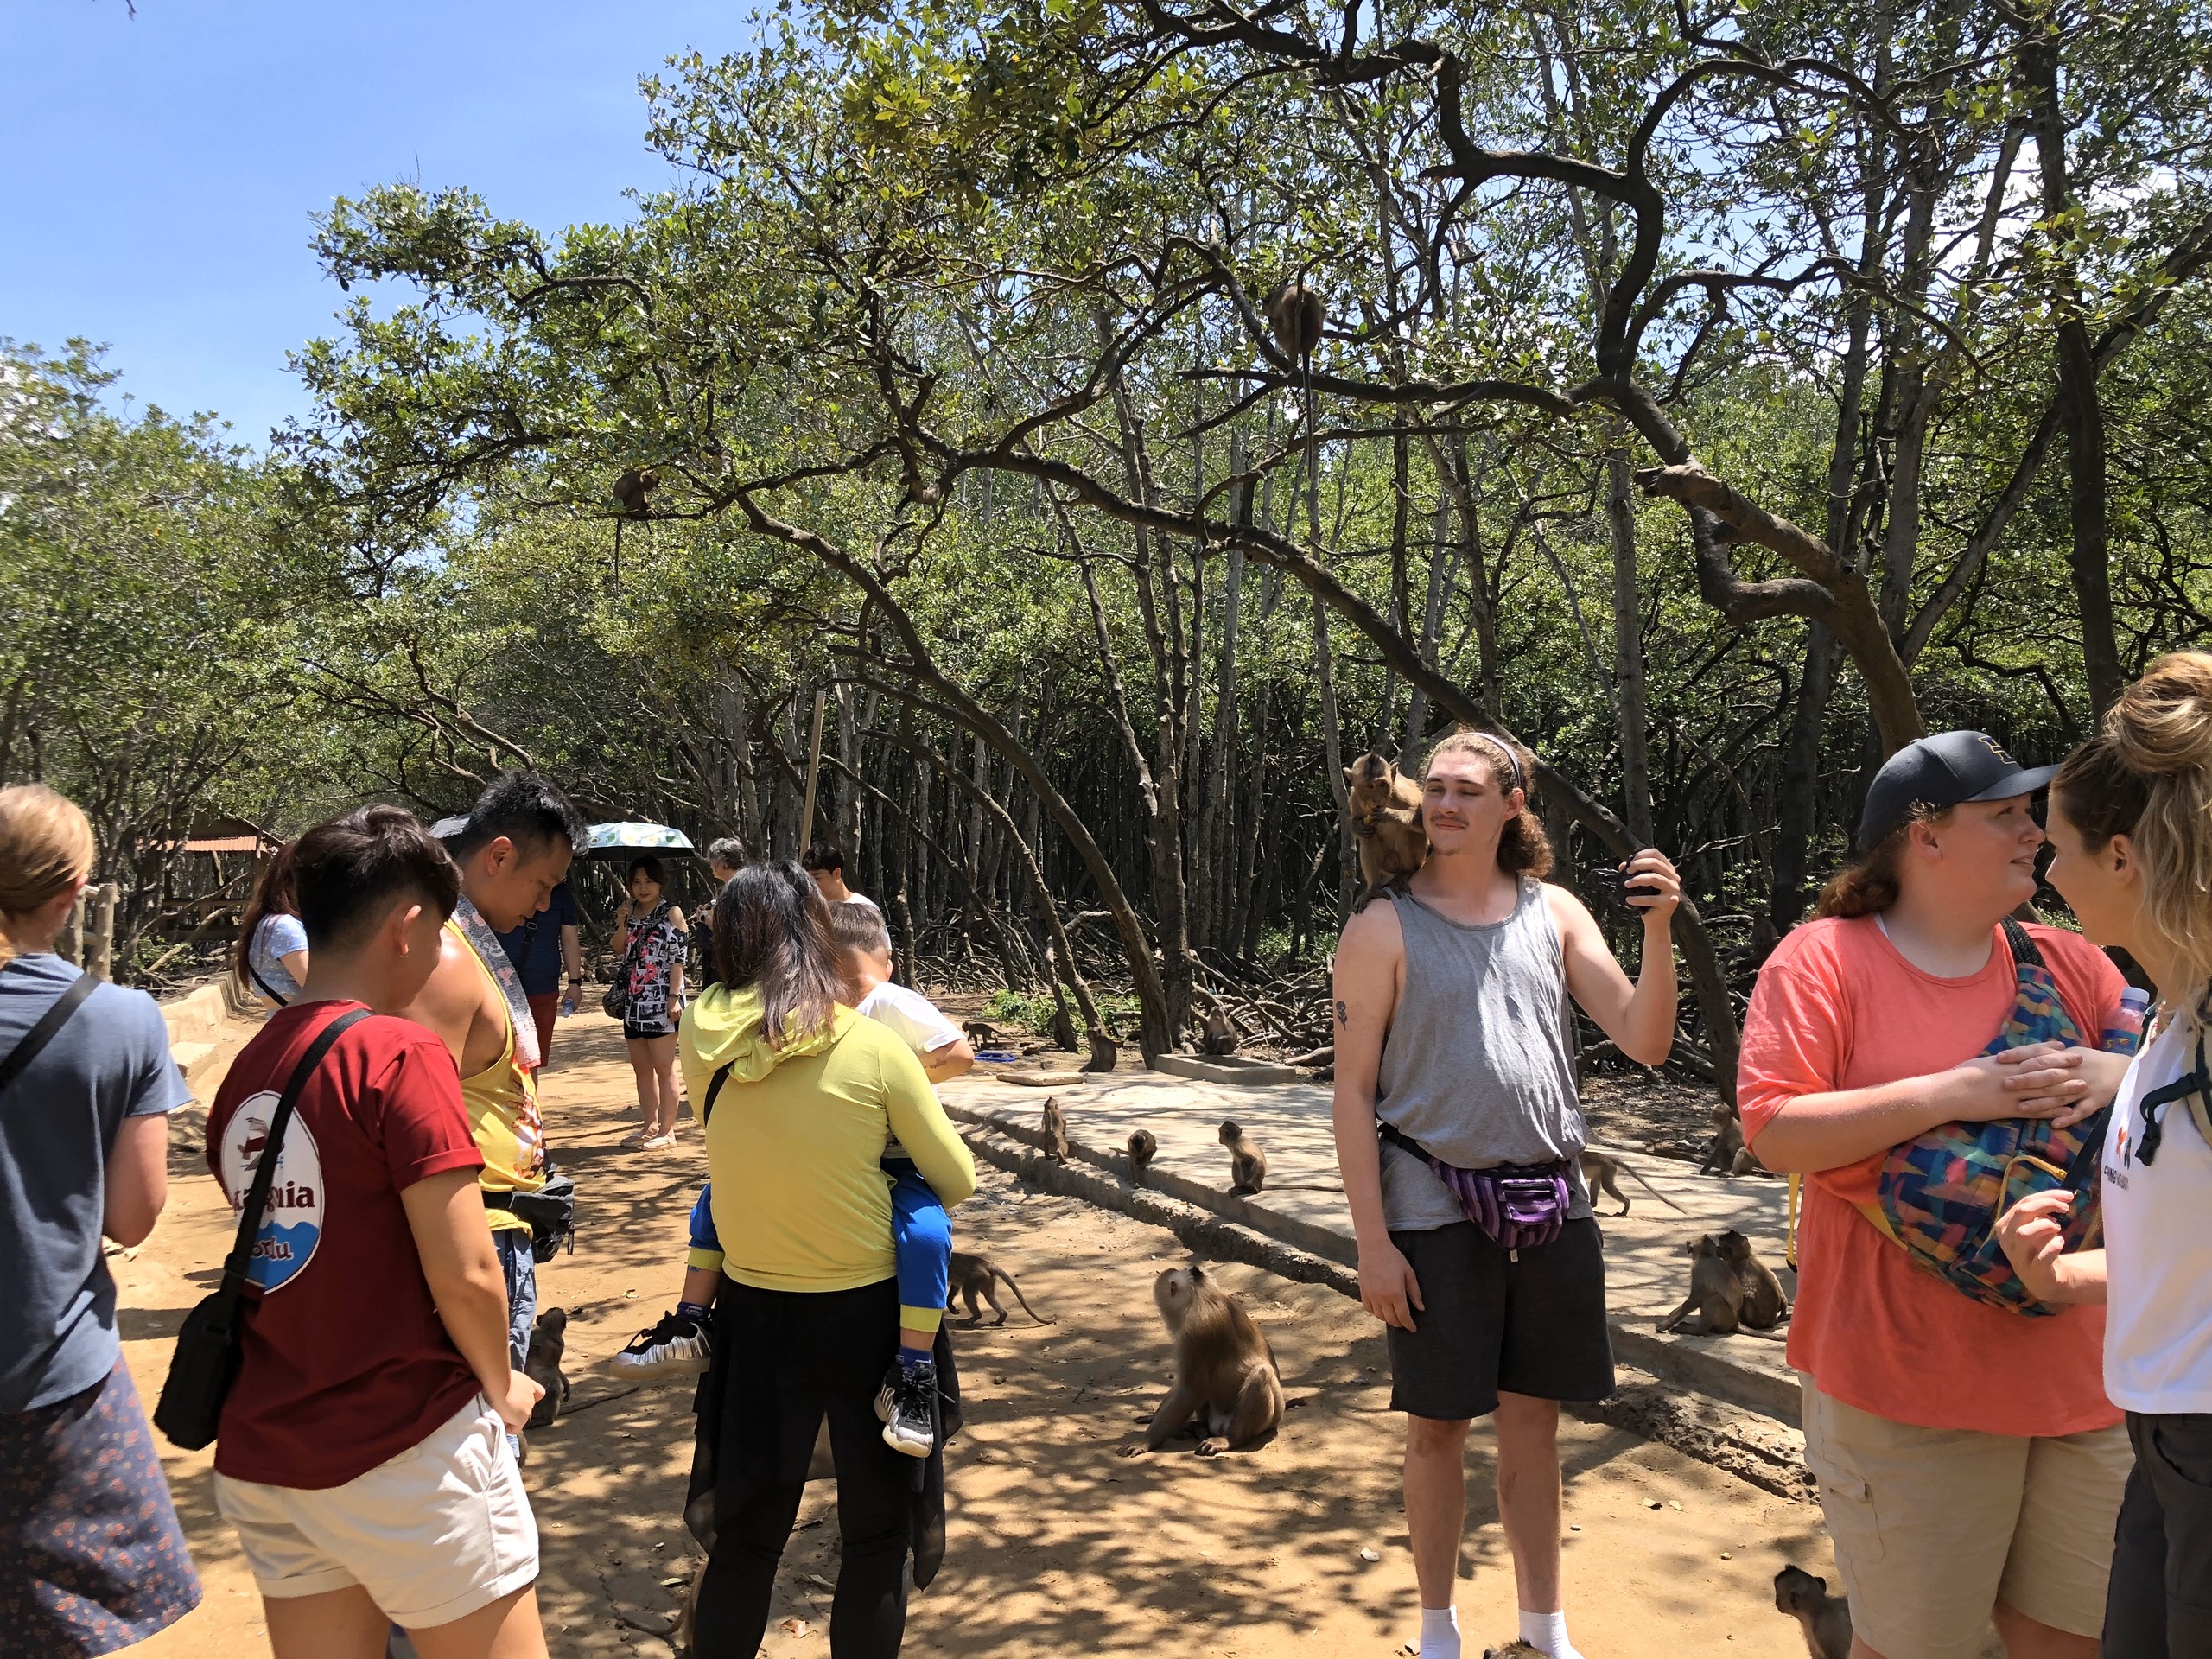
left=857, top=982, right=962, bottom=1060
left=840, top=892, right=881, bottom=915
left=2102, top=1015, right=2212, bottom=1412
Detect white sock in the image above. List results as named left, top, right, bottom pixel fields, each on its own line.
left=1518, top=1608, right=1580, bottom=1659
left=1418, top=1605, right=1461, bottom=1659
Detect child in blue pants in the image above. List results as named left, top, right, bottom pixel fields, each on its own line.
left=609, top=903, right=976, bottom=1456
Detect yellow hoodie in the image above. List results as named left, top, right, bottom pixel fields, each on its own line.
left=678, top=983, right=977, bottom=1315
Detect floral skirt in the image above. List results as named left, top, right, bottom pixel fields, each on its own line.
left=0, top=1362, right=201, bottom=1656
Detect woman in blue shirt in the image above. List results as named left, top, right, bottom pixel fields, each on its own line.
left=236, top=842, right=308, bottom=1007
left=0, top=784, right=200, bottom=1656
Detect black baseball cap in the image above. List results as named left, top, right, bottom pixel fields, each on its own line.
left=1857, top=730, right=2059, bottom=851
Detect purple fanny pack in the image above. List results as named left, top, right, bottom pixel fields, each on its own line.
left=1380, top=1122, right=1570, bottom=1252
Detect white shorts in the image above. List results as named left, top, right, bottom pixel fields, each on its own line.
left=213, top=1395, right=539, bottom=1629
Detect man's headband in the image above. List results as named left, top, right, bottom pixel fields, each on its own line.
left=1459, top=731, right=1524, bottom=794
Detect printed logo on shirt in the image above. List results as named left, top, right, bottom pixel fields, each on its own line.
left=215, top=1090, right=325, bottom=1291
left=2107, top=1122, right=2133, bottom=1190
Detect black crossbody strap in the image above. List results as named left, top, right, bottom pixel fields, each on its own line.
left=247, top=960, right=289, bottom=1007
left=702, top=1061, right=734, bottom=1127
left=0, top=969, right=99, bottom=1096
left=2000, top=916, right=2045, bottom=972
left=214, top=1008, right=372, bottom=1300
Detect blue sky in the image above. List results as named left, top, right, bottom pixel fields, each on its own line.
left=0, top=0, right=746, bottom=448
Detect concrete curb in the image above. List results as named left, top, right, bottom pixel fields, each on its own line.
left=952, top=1119, right=1358, bottom=1299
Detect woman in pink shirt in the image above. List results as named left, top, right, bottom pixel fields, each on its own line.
left=1740, top=730, right=2132, bottom=1659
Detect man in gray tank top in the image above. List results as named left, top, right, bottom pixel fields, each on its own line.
left=1330, top=730, right=1684, bottom=1659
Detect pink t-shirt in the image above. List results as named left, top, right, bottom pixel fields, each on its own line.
left=1738, top=915, right=2126, bottom=1436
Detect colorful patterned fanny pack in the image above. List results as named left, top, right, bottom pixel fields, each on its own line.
left=1379, top=1122, right=1570, bottom=1254
left=1864, top=918, right=2139, bottom=1317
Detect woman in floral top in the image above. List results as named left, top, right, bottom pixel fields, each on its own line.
left=614, top=856, right=688, bottom=1149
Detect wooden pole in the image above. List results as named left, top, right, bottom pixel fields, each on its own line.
left=60, top=891, right=85, bottom=967
left=798, top=689, right=829, bottom=850
left=87, top=883, right=118, bottom=982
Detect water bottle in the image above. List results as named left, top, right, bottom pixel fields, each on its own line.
left=2101, top=986, right=2152, bottom=1055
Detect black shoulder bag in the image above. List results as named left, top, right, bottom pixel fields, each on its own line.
left=0, top=967, right=99, bottom=1095
left=154, top=1007, right=370, bottom=1450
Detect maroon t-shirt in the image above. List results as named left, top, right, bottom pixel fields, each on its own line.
left=205, top=1001, right=485, bottom=1487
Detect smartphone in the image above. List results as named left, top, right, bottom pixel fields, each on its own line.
left=1586, top=859, right=1662, bottom=910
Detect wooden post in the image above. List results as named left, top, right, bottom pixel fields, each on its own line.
left=798, top=689, right=829, bottom=850
left=59, top=890, right=85, bottom=966
left=86, top=883, right=118, bottom=982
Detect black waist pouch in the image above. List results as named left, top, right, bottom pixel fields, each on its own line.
left=501, top=1166, right=578, bottom=1264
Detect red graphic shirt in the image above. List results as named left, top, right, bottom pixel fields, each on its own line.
left=205, top=1001, right=485, bottom=1488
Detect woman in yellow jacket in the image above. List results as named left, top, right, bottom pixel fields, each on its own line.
left=677, top=861, right=975, bottom=1659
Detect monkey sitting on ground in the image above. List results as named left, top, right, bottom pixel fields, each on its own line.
left=1128, top=1262, right=1284, bottom=1456
left=1199, top=1005, right=1238, bottom=1056
left=1657, top=1230, right=1789, bottom=1338
left=1700, top=1103, right=1761, bottom=1175
left=1774, top=1565, right=1852, bottom=1659
left=1343, top=752, right=1428, bottom=911
left=947, top=1250, right=1052, bottom=1325
left=963, top=1019, right=1002, bottom=1048
left=1219, top=1120, right=1267, bottom=1195
left=1128, top=1128, right=1157, bottom=1185
left=1577, top=1147, right=1686, bottom=1217
left=1040, top=1095, right=1071, bottom=1161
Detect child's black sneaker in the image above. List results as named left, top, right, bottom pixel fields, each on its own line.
left=607, top=1309, right=711, bottom=1379
left=880, top=1357, right=938, bottom=1458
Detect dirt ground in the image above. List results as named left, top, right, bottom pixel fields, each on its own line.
left=122, top=1008, right=1833, bottom=1659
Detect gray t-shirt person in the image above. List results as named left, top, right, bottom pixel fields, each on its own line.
left=0, top=953, right=190, bottom=1411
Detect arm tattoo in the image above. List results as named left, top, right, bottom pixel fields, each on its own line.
left=1334, top=999, right=1351, bottom=1028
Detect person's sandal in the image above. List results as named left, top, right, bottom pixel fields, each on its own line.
left=620, top=1129, right=653, bottom=1150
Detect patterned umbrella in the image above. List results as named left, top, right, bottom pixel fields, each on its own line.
left=582, top=822, right=696, bottom=859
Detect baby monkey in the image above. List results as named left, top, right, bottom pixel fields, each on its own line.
left=946, top=1250, right=1052, bottom=1325
left=1773, top=1565, right=1851, bottom=1659
left=1219, top=1120, right=1267, bottom=1194
left=1343, top=752, right=1427, bottom=911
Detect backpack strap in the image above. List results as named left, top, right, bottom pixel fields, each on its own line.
left=2137, top=1027, right=2212, bottom=1166
left=0, top=969, right=99, bottom=1096
left=701, top=1062, right=734, bottom=1128
left=2000, top=916, right=2046, bottom=971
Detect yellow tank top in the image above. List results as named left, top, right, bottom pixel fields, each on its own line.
left=448, top=919, right=544, bottom=1233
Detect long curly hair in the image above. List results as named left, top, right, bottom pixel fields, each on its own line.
left=1421, top=728, right=1553, bottom=878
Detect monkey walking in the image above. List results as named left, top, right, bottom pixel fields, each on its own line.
left=1128, top=1128, right=1158, bottom=1185
left=1039, top=1095, right=1071, bottom=1161
left=1129, top=1262, right=1284, bottom=1457
left=1773, top=1565, right=1852, bottom=1659
left=962, top=1019, right=1002, bottom=1048
left=1700, top=1103, right=1761, bottom=1176
left=1343, top=752, right=1428, bottom=912
left=946, top=1250, right=1052, bottom=1326
left=1577, top=1147, right=1687, bottom=1216
left=1657, top=1230, right=1789, bottom=1338
left=1219, top=1120, right=1267, bottom=1195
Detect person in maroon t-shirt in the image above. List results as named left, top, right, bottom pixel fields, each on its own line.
left=205, top=808, right=549, bottom=1659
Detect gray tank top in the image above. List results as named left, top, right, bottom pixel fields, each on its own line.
left=1375, top=878, right=1591, bottom=1230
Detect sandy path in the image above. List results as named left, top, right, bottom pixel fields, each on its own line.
left=122, top=1009, right=1833, bottom=1657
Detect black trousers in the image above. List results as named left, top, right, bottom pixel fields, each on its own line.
left=2104, top=1411, right=2212, bottom=1657
left=690, top=1279, right=913, bottom=1659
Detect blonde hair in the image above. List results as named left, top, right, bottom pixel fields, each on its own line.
left=0, top=785, right=96, bottom=965
left=1813, top=803, right=1955, bottom=919
left=1421, top=728, right=1553, bottom=878
left=2052, top=652, right=2212, bottom=1008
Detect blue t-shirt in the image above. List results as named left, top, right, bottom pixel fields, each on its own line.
left=248, top=912, right=308, bottom=1003
left=495, top=880, right=577, bottom=998
left=0, top=954, right=190, bottom=1411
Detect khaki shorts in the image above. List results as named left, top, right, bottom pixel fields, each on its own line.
left=1801, top=1381, right=2130, bottom=1659
left=213, top=1396, right=538, bottom=1629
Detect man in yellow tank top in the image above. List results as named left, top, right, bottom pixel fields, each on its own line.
left=404, top=774, right=582, bottom=1452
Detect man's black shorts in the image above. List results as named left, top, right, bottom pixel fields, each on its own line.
left=1385, top=1217, right=1613, bottom=1421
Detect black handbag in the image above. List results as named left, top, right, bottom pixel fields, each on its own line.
left=154, top=1007, right=370, bottom=1451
